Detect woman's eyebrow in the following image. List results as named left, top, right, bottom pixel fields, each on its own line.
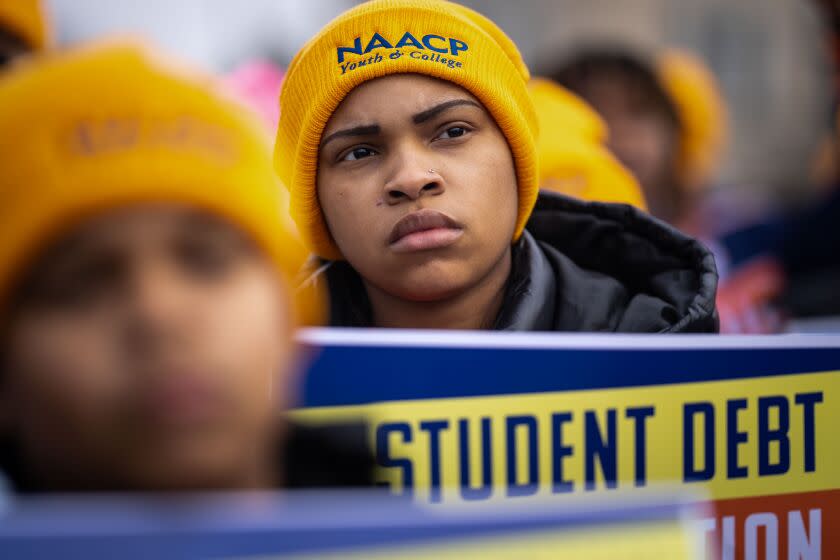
left=320, top=124, right=381, bottom=149
left=412, top=99, right=483, bottom=124
left=319, top=99, right=481, bottom=149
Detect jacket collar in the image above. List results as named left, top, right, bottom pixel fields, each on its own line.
left=493, top=232, right=556, bottom=330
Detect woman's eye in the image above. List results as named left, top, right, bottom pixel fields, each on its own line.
left=437, top=126, right=468, bottom=140
left=177, top=240, right=237, bottom=279
left=342, top=147, right=377, bottom=161
left=26, top=257, right=123, bottom=309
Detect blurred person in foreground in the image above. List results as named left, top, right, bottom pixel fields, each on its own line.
left=0, top=42, right=369, bottom=493
left=276, top=0, right=718, bottom=332
left=0, top=0, right=50, bottom=68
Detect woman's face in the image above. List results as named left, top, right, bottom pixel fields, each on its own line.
left=317, top=74, right=519, bottom=303
left=1, top=206, right=294, bottom=491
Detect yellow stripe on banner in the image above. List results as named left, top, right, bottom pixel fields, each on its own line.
left=292, top=371, right=838, bottom=504
left=280, top=519, right=695, bottom=560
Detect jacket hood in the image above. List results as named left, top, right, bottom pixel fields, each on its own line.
left=510, top=191, right=718, bottom=332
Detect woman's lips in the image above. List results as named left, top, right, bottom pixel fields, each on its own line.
left=133, top=373, right=229, bottom=430
left=388, top=209, right=464, bottom=253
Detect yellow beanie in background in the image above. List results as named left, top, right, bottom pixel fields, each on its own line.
left=530, top=78, right=647, bottom=210
left=529, top=78, right=607, bottom=145
left=275, top=0, right=539, bottom=260
left=657, top=49, right=728, bottom=192
left=538, top=139, right=648, bottom=211
left=0, top=41, right=317, bottom=324
left=0, top=0, right=51, bottom=51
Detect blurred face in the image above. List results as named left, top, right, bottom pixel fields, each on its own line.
left=317, top=74, right=518, bottom=304
left=1, top=206, right=294, bottom=491
left=585, top=77, right=680, bottom=221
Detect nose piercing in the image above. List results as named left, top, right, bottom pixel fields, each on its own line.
left=428, top=168, right=436, bottom=174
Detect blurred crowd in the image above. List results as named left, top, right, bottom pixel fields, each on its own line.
left=0, top=0, right=837, bottom=495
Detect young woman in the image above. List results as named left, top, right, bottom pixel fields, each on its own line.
left=275, top=0, right=718, bottom=332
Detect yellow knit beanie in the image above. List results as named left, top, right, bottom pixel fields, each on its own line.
left=0, top=0, right=51, bottom=51
left=529, top=77, right=607, bottom=144
left=275, top=0, right=539, bottom=260
left=657, top=49, right=727, bottom=192
left=0, top=41, right=317, bottom=324
left=529, top=78, right=647, bottom=210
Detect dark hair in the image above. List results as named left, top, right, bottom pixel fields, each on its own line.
left=0, top=27, right=31, bottom=68
left=547, top=49, right=681, bottom=132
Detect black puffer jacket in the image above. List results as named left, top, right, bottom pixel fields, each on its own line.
left=308, top=191, right=719, bottom=332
